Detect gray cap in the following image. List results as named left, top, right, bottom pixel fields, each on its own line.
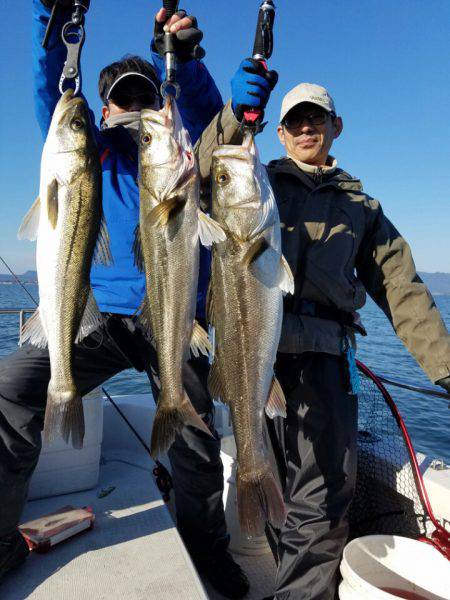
left=280, top=83, right=336, bottom=123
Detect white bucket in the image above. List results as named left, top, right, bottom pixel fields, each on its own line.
left=339, top=535, right=450, bottom=600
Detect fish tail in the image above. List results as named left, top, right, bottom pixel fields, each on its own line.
left=236, top=468, right=286, bottom=537
left=44, top=385, right=85, bottom=450
left=150, top=390, right=213, bottom=458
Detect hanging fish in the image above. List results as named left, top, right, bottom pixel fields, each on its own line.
left=208, top=132, right=294, bottom=536
left=135, top=95, right=225, bottom=457
left=18, top=89, right=111, bottom=449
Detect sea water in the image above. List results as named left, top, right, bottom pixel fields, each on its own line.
left=0, top=283, right=449, bottom=462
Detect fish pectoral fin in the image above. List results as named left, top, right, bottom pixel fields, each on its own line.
left=75, top=290, right=103, bottom=343
left=243, top=238, right=270, bottom=267
left=197, top=210, right=226, bottom=248
left=147, top=196, right=186, bottom=228
left=278, top=254, right=295, bottom=295
left=47, top=179, right=59, bottom=229
left=93, top=215, right=113, bottom=267
left=190, top=320, right=212, bottom=358
left=21, top=308, right=47, bottom=348
left=245, top=238, right=281, bottom=287
left=208, top=360, right=226, bottom=403
left=265, top=376, right=287, bottom=419
left=132, top=224, right=145, bottom=272
left=18, top=197, right=41, bottom=241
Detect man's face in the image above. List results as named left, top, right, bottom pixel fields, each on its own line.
left=102, top=78, right=161, bottom=120
left=277, top=102, right=343, bottom=166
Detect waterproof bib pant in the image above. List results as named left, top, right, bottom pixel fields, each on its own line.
left=0, top=317, right=227, bottom=560
left=266, top=352, right=358, bottom=600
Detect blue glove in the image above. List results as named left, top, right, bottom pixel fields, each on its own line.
left=231, top=58, right=278, bottom=122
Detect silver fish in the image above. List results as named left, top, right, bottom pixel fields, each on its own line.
left=136, top=96, right=224, bottom=457
left=18, top=89, right=110, bottom=449
left=209, top=133, right=294, bottom=536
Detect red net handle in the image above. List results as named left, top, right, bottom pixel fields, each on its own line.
left=356, top=360, right=450, bottom=560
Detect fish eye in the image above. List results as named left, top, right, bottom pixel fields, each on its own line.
left=142, top=134, right=152, bottom=145
left=216, top=172, right=229, bottom=184
left=71, top=118, right=84, bottom=131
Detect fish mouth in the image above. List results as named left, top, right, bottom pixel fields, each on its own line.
left=213, top=146, right=250, bottom=162
left=56, top=89, right=85, bottom=112
left=141, top=107, right=166, bottom=126
left=53, top=89, right=87, bottom=126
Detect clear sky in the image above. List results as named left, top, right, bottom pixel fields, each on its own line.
left=0, top=0, right=449, bottom=274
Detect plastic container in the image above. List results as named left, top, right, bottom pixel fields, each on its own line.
left=28, top=394, right=103, bottom=500
left=339, top=535, right=450, bottom=599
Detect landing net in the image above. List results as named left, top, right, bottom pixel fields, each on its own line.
left=349, top=361, right=447, bottom=551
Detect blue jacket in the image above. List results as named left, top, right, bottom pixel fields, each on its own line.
left=32, top=0, right=221, bottom=316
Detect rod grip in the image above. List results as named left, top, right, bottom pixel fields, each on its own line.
left=252, top=1, right=275, bottom=60
left=163, top=0, right=180, bottom=19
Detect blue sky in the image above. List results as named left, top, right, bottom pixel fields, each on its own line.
left=0, top=0, right=449, bottom=274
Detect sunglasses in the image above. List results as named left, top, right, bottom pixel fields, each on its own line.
left=108, top=89, right=160, bottom=109
left=283, top=109, right=336, bottom=130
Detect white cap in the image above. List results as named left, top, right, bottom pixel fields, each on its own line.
left=280, top=83, right=336, bottom=123
left=106, top=72, right=159, bottom=101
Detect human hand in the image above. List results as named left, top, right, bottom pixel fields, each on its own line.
left=231, top=58, right=278, bottom=122
left=437, top=376, right=450, bottom=394
left=153, top=8, right=205, bottom=62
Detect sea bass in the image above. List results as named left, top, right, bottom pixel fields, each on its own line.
left=18, top=89, right=110, bottom=449
left=136, top=96, right=224, bottom=457
left=209, top=133, right=294, bottom=536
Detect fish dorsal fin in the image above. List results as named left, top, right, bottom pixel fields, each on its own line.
left=18, top=197, right=41, bottom=241
left=278, top=254, right=295, bottom=295
left=132, top=224, right=144, bottom=272
left=265, top=377, right=287, bottom=419
left=198, top=210, right=226, bottom=248
left=190, top=320, right=212, bottom=358
left=208, top=360, right=226, bottom=403
left=93, top=215, right=113, bottom=267
left=47, top=179, right=59, bottom=229
left=147, top=196, right=186, bottom=228
left=75, top=290, right=103, bottom=343
left=242, top=238, right=270, bottom=267
left=21, top=308, right=47, bottom=348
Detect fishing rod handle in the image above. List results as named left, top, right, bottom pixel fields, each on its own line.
left=252, top=0, right=275, bottom=61
left=163, top=0, right=180, bottom=19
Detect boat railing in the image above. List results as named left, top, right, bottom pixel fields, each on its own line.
left=0, top=308, right=35, bottom=346
left=0, top=308, right=448, bottom=403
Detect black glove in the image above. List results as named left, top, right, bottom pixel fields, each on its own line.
left=41, top=0, right=73, bottom=9
left=231, top=58, right=278, bottom=123
left=153, top=10, right=205, bottom=62
left=437, top=376, right=450, bottom=394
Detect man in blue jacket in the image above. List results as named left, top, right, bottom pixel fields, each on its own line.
left=0, top=1, right=276, bottom=597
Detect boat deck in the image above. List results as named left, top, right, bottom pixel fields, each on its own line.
left=1, top=448, right=276, bottom=600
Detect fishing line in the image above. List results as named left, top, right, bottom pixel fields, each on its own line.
left=0, top=255, right=38, bottom=307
